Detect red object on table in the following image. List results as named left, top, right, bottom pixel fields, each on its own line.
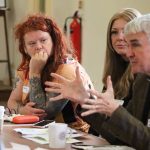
left=12, top=115, right=39, bottom=124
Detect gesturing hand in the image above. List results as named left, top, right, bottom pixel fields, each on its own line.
left=81, top=76, right=120, bottom=117
left=45, top=66, right=89, bottom=104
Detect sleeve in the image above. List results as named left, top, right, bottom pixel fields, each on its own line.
left=101, top=74, right=150, bottom=149
left=104, top=106, right=150, bottom=150
left=77, top=74, right=150, bottom=150
left=45, top=93, right=69, bottom=119
left=78, top=105, right=150, bottom=149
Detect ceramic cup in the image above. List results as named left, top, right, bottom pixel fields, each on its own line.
left=48, top=123, right=68, bottom=148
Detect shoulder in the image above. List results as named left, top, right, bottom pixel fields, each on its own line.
left=56, top=57, right=94, bottom=88
left=134, top=73, right=149, bottom=89
left=16, top=70, right=26, bottom=81
left=54, top=56, right=79, bottom=80
left=56, top=62, right=77, bottom=80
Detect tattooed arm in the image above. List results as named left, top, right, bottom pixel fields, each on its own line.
left=29, top=75, right=46, bottom=110
left=7, top=73, right=45, bottom=116
left=7, top=75, right=23, bottom=113
left=29, top=74, right=68, bottom=119
left=29, top=56, right=77, bottom=119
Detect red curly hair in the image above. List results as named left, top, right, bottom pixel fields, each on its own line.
left=14, top=14, right=75, bottom=88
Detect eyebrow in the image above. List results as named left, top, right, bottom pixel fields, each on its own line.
left=111, top=28, right=121, bottom=30
left=130, top=39, right=138, bottom=43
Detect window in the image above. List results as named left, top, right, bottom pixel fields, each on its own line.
left=0, top=0, right=5, bottom=8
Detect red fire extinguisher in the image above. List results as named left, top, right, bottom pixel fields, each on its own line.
left=64, top=11, right=82, bottom=63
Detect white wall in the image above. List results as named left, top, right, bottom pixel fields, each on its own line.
left=50, top=0, right=150, bottom=90
left=7, top=0, right=40, bottom=71
left=1, top=0, right=150, bottom=89
left=81, top=0, right=150, bottom=90
left=0, top=0, right=40, bottom=85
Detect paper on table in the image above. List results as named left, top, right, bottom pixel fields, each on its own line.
left=5, top=143, right=31, bottom=150
left=67, top=127, right=77, bottom=133
left=14, top=127, right=77, bottom=135
left=91, top=146, right=135, bottom=150
left=14, top=127, right=83, bottom=144
left=14, top=128, right=48, bottom=135
left=71, top=145, right=135, bottom=150
left=22, top=131, right=83, bottom=144
left=23, top=134, right=49, bottom=145
left=23, top=134, right=81, bottom=145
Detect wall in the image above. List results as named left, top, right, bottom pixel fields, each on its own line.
left=7, top=0, right=40, bottom=71
left=50, top=0, right=150, bottom=90
left=1, top=0, right=150, bottom=90
left=0, top=0, right=40, bottom=85
left=81, top=0, right=150, bottom=90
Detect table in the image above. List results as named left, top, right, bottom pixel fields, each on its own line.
left=0, top=124, right=109, bottom=150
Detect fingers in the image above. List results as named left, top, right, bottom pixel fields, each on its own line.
left=76, top=66, right=82, bottom=81
left=81, top=105, right=107, bottom=116
left=106, top=76, right=113, bottom=93
left=87, top=89, right=101, bottom=98
left=81, top=109, right=98, bottom=116
left=81, top=98, right=109, bottom=116
left=38, top=51, right=47, bottom=57
left=82, top=102, right=107, bottom=110
left=37, top=113, right=47, bottom=118
left=82, top=103, right=99, bottom=110
left=32, top=109, right=47, bottom=117
left=84, top=98, right=98, bottom=105
left=24, top=102, right=46, bottom=116
left=82, top=98, right=107, bottom=109
left=45, top=88, right=61, bottom=93
left=45, top=81, right=61, bottom=89
left=49, top=94, right=63, bottom=101
left=27, top=102, right=36, bottom=107
left=51, top=73, right=69, bottom=83
left=33, top=108, right=45, bottom=114
left=81, top=103, right=107, bottom=116
left=45, top=82, right=62, bottom=94
left=33, top=51, right=48, bottom=62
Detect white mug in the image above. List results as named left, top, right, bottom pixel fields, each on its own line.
left=48, top=123, right=68, bottom=148
left=0, top=106, right=5, bottom=134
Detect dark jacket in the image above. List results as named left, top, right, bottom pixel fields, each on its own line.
left=77, top=74, right=150, bottom=150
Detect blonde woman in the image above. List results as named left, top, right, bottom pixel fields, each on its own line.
left=102, top=8, right=141, bottom=106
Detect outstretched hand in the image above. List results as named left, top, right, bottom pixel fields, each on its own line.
left=81, top=76, right=120, bottom=117
left=45, top=66, right=89, bottom=104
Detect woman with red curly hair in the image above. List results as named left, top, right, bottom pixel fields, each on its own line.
left=7, top=14, right=93, bottom=132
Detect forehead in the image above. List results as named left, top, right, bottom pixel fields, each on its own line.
left=125, top=32, right=148, bottom=43
left=112, top=18, right=128, bottom=29
left=24, top=30, right=50, bottom=41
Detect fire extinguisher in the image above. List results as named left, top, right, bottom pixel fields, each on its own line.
left=64, top=11, right=82, bottom=63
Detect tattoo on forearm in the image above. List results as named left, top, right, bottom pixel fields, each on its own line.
left=13, top=77, right=20, bottom=90
left=29, top=77, right=46, bottom=109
